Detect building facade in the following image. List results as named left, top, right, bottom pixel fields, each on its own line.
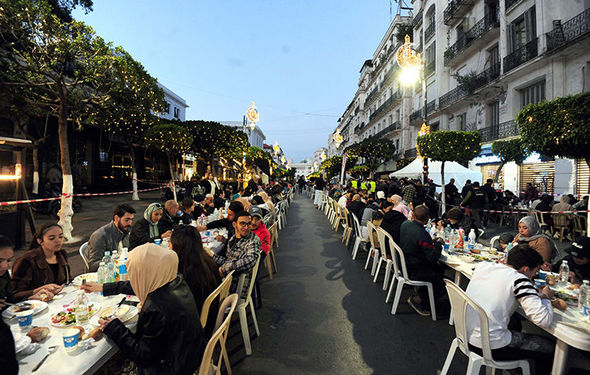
left=219, top=121, right=266, bottom=149
left=157, top=82, right=189, bottom=121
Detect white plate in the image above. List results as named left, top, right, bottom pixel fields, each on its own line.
left=89, top=305, right=138, bottom=326
left=72, top=273, right=98, bottom=286
left=2, top=300, right=48, bottom=319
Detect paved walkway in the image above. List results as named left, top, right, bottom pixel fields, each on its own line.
left=234, top=195, right=463, bottom=375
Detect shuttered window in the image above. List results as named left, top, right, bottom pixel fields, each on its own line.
left=520, top=161, right=555, bottom=195
left=577, top=159, right=590, bottom=196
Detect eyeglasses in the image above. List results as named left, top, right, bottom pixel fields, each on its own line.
left=237, top=221, right=251, bottom=227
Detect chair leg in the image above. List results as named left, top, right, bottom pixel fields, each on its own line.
left=520, top=360, right=531, bottom=375
left=221, top=333, right=232, bottom=375
left=373, top=258, right=383, bottom=283
left=371, top=252, right=380, bottom=276
left=466, top=355, right=482, bottom=375
left=352, top=238, right=361, bottom=260
left=271, top=252, right=278, bottom=274
left=391, top=281, right=405, bottom=315
left=238, top=306, right=253, bottom=356
left=345, top=229, right=352, bottom=246
left=364, top=248, right=372, bottom=270
left=427, top=284, right=437, bottom=321
left=439, top=339, right=458, bottom=375
left=385, top=275, right=396, bottom=303
left=265, top=255, right=273, bottom=280
left=382, top=261, right=392, bottom=291
left=485, top=367, right=495, bottom=375
left=249, top=299, right=260, bottom=336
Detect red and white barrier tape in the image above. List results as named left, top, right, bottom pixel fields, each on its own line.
left=482, top=209, right=590, bottom=214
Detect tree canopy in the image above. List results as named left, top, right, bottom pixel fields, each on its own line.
left=491, top=137, right=529, bottom=183
left=185, top=121, right=248, bottom=170
left=321, top=155, right=358, bottom=180
left=345, top=138, right=396, bottom=177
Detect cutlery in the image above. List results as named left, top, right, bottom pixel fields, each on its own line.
left=31, top=345, right=57, bottom=372
left=106, top=297, right=127, bottom=319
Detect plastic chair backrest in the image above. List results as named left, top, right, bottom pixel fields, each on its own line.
left=366, top=221, right=379, bottom=250
left=444, top=280, right=493, bottom=361
left=489, top=235, right=500, bottom=250
left=79, top=242, right=90, bottom=272
left=200, top=270, right=234, bottom=328
left=342, top=207, right=350, bottom=226
left=268, top=221, right=278, bottom=251
left=198, top=293, right=239, bottom=375
left=386, top=233, right=409, bottom=280
left=236, top=254, right=262, bottom=302
left=351, top=213, right=362, bottom=237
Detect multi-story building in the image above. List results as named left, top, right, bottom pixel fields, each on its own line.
left=291, top=160, right=314, bottom=179
left=157, top=82, right=189, bottom=121
left=334, top=1, right=590, bottom=194
left=219, top=121, right=266, bottom=148
left=313, top=147, right=328, bottom=169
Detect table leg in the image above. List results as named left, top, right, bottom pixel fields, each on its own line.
left=551, top=339, right=568, bottom=375
left=449, top=270, right=462, bottom=326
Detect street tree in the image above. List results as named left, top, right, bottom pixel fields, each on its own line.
left=321, top=155, right=358, bottom=180
left=516, top=91, right=590, bottom=192
left=344, top=138, right=396, bottom=178
left=143, top=124, right=193, bottom=201
left=417, top=130, right=481, bottom=214
left=245, top=146, right=275, bottom=176
left=491, top=137, right=529, bottom=184
left=0, top=0, right=122, bottom=239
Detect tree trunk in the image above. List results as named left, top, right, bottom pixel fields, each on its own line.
left=131, top=147, right=139, bottom=201
left=56, top=99, right=74, bottom=240
left=494, top=161, right=506, bottom=185
left=441, top=161, right=446, bottom=216
left=168, top=156, right=177, bottom=202
left=32, top=147, right=39, bottom=195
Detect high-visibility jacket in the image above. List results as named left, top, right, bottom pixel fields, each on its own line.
left=360, top=182, right=367, bottom=190
left=369, top=181, right=376, bottom=193
left=351, top=180, right=358, bottom=189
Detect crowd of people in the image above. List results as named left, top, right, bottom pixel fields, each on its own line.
left=0, top=176, right=293, bottom=374
left=310, top=175, right=590, bottom=374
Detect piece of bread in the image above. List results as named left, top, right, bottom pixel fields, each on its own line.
left=552, top=298, right=567, bottom=311
left=26, top=327, right=50, bottom=343
left=471, top=249, right=481, bottom=254
left=88, top=327, right=103, bottom=341
left=73, top=326, right=85, bottom=340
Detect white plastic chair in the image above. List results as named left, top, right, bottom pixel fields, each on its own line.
left=374, top=228, right=395, bottom=291
left=364, top=222, right=380, bottom=275
left=385, top=236, right=437, bottom=320
left=440, top=280, right=531, bottom=375
left=488, top=235, right=500, bottom=251
left=79, top=242, right=90, bottom=272
left=235, top=255, right=262, bottom=356
left=350, top=213, right=366, bottom=260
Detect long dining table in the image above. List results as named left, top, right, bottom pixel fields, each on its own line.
left=440, top=247, right=590, bottom=375
left=6, top=278, right=138, bottom=375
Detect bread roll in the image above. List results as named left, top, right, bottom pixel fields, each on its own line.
left=26, top=327, right=50, bottom=342
left=73, top=326, right=85, bottom=339
left=88, top=327, right=103, bottom=341
left=552, top=298, right=567, bottom=311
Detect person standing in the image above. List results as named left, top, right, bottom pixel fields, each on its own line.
left=481, top=179, right=496, bottom=227
left=402, top=180, right=416, bottom=207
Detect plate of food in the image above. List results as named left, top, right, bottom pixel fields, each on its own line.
left=2, top=300, right=48, bottom=319
left=72, top=273, right=97, bottom=286
left=554, top=289, right=579, bottom=306
left=90, top=304, right=138, bottom=326
left=50, top=303, right=98, bottom=327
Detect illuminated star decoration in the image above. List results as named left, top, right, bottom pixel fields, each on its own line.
left=246, top=101, right=259, bottom=124
left=395, top=35, right=421, bottom=69
left=273, top=141, right=281, bottom=154
left=320, top=151, right=327, bottom=161
left=333, top=131, right=344, bottom=148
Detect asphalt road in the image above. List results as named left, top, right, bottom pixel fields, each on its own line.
left=233, top=194, right=465, bottom=375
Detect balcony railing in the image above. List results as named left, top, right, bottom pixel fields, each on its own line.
left=505, top=0, right=519, bottom=12
left=443, top=0, right=475, bottom=25
left=404, top=148, right=418, bottom=158
left=424, top=22, right=435, bottom=41
left=478, top=120, right=519, bottom=143
left=369, top=92, right=401, bottom=122
left=439, top=85, right=468, bottom=108
left=444, top=13, right=499, bottom=65
left=546, top=8, right=590, bottom=53
left=473, top=62, right=501, bottom=89
left=503, top=38, right=538, bottom=73
left=410, top=110, right=422, bottom=122
left=366, top=87, right=378, bottom=104
left=426, top=100, right=436, bottom=114
left=425, top=60, right=436, bottom=75
left=413, top=9, right=423, bottom=27
left=372, top=121, right=400, bottom=139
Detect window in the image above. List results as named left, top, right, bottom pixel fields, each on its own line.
left=395, top=139, right=400, bottom=152
left=489, top=45, right=499, bottom=66
left=508, top=6, right=536, bottom=53
left=489, top=101, right=500, bottom=127
left=165, top=103, right=170, bottom=114
left=457, top=112, right=467, bottom=130
left=174, top=107, right=180, bottom=118
left=520, top=81, right=545, bottom=108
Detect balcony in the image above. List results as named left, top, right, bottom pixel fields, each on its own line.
left=503, top=38, right=538, bottom=73
left=372, top=121, right=400, bottom=139
left=439, top=85, right=468, bottom=109
left=410, top=109, right=422, bottom=123
left=369, top=92, right=401, bottom=122
left=444, top=14, right=500, bottom=66
left=443, top=0, right=475, bottom=25
left=424, top=22, right=435, bottom=42
left=413, top=9, right=423, bottom=27
left=426, top=100, right=436, bottom=114
left=546, top=8, right=590, bottom=54
left=405, top=148, right=418, bottom=158
left=478, top=120, right=519, bottom=143
left=365, top=87, right=378, bottom=104
left=505, top=0, right=519, bottom=12
left=425, top=60, right=436, bottom=75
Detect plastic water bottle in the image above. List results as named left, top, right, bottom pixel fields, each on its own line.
left=579, top=280, right=590, bottom=313
left=444, top=224, right=451, bottom=240
left=102, top=250, right=111, bottom=265
left=468, top=229, right=477, bottom=250
left=199, top=213, right=206, bottom=227
left=97, top=262, right=106, bottom=284
left=75, top=290, right=89, bottom=324
left=119, top=256, right=128, bottom=281
left=112, top=251, right=120, bottom=281
left=559, top=260, right=570, bottom=286
left=162, top=238, right=169, bottom=249
left=107, top=255, right=115, bottom=283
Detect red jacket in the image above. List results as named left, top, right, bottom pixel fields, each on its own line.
left=251, top=222, right=271, bottom=254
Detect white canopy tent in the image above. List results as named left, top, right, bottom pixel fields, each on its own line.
left=389, top=157, right=481, bottom=192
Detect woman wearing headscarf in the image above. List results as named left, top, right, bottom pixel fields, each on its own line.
left=391, top=194, right=411, bottom=218
left=129, top=203, right=172, bottom=250
left=98, top=244, right=205, bottom=375
left=257, top=191, right=276, bottom=214
left=512, top=216, right=558, bottom=270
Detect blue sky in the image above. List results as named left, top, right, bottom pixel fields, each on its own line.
left=73, top=1, right=403, bottom=161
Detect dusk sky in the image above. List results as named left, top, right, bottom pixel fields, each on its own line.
left=74, top=1, right=406, bottom=161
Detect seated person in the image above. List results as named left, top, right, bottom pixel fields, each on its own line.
left=573, top=195, right=588, bottom=211
left=347, top=194, right=366, bottom=221
left=249, top=207, right=270, bottom=257
left=11, top=224, right=67, bottom=301
left=198, top=201, right=244, bottom=250
left=512, top=216, right=558, bottom=271
left=158, top=200, right=180, bottom=233
left=212, top=211, right=260, bottom=292
left=87, top=204, right=135, bottom=272
left=438, top=208, right=480, bottom=239
left=98, top=244, right=205, bottom=374
left=0, top=236, right=51, bottom=309
left=380, top=201, right=406, bottom=244
left=552, top=237, right=590, bottom=285
left=250, top=195, right=270, bottom=218
left=194, top=194, right=214, bottom=218
left=399, top=206, right=446, bottom=317
left=178, top=197, right=195, bottom=225
left=257, top=191, right=275, bottom=214
left=466, top=245, right=555, bottom=375
left=494, top=233, right=514, bottom=252
left=129, top=203, right=172, bottom=250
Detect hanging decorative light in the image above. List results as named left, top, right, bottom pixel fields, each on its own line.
left=246, top=101, right=259, bottom=131
left=333, top=130, right=344, bottom=148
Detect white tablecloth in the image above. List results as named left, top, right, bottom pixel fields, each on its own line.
left=8, top=283, right=137, bottom=375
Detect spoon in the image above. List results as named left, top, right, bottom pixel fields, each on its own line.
left=32, top=345, right=57, bottom=372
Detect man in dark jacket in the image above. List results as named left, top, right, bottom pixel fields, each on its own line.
left=197, top=201, right=244, bottom=256
left=347, top=194, right=366, bottom=221
left=439, top=208, right=480, bottom=239
left=399, top=205, right=446, bottom=317
left=380, top=201, right=407, bottom=244
left=481, top=179, right=496, bottom=227
left=552, top=237, right=590, bottom=284
left=159, top=200, right=180, bottom=233
left=464, top=181, right=487, bottom=229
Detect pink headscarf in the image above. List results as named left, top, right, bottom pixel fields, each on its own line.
left=391, top=194, right=411, bottom=218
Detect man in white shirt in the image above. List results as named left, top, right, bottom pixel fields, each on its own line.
left=466, top=244, right=555, bottom=375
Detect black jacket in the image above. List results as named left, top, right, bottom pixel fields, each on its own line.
left=380, top=210, right=407, bottom=244
left=103, top=275, right=205, bottom=375
left=129, top=218, right=161, bottom=250
left=0, top=318, right=17, bottom=375
left=158, top=211, right=180, bottom=233
left=347, top=201, right=366, bottom=222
